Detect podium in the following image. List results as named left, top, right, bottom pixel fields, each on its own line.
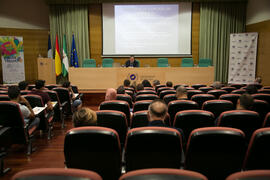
left=37, top=58, right=56, bottom=84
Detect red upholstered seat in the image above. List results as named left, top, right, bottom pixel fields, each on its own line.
left=12, top=168, right=102, bottom=180
left=64, top=127, right=121, bottom=180
left=185, top=127, right=246, bottom=180
left=125, top=127, right=183, bottom=172
left=120, top=168, right=207, bottom=180
left=226, top=170, right=270, bottom=180
left=243, top=128, right=270, bottom=170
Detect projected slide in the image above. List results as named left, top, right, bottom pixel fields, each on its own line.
left=115, top=5, right=179, bottom=54
left=103, top=3, right=192, bottom=56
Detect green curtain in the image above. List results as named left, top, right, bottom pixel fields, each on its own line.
left=49, top=5, right=90, bottom=67
left=199, top=2, right=246, bottom=83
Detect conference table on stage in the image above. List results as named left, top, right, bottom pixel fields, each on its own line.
left=69, top=67, right=214, bottom=91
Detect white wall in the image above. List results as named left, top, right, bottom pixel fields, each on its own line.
left=0, top=0, right=49, bottom=29
left=246, top=0, right=270, bottom=25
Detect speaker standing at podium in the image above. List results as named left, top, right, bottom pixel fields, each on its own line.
left=125, top=55, right=139, bottom=67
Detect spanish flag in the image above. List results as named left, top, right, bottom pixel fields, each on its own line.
left=55, top=35, right=62, bottom=76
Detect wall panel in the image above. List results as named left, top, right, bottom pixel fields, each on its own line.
left=246, top=20, right=270, bottom=85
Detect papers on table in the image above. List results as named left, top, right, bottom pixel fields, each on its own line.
left=33, top=107, right=46, bottom=115
left=74, top=93, right=79, bottom=99
left=45, top=101, right=57, bottom=108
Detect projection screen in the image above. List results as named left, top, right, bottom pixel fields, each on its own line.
left=102, top=3, right=192, bottom=56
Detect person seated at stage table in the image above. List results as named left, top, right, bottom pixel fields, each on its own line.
left=142, top=79, right=152, bottom=87
left=125, top=55, right=139, bottom=67
left=117, top=85, right=126, bottom=94
left=18, top=81, right=29, bottom=90
left=30, top=80, right=53, bottom=111
left=8, top=86, right=40, bottom=129
left=166, top=81, right=173, bottom=88
left=73, top=107, right=97, bottom=127
left=105, top=88, right=117, bottom=101
left=176, top=86, right=188, bottom=100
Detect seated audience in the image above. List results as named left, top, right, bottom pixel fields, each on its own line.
left=73, top=99, right=83, bottom=111
left=73, top=107, right=97, bottom=127
left=166, top=81, right=173, bottom=88
left=30, top=80, right=53, bottom=111
left=254, top=76, right=262, bottom=85
left=236, top=94, right=254, bottom=110
left=62, top=81, right=76, bottom=100
left=8, top=86, right=40, bottom=129
left=105, top=88, right=117, bottom=101
left=117, top=85, right=126, bottom=94
left=212, top=81, right=223, bottom=89
left=176, top=86, right=188, bottom=100
left=18, top=81, right=29, bottom=90
left=123, top=79, right=131, bottom=87
left=152, top=80, right=160, bottom=89
left=246, top=84, right=258, bottom=94
left=136, top=83, right=144, bottom=92
left=142, top=79, right=152, bottom=87
left=148, top=99, right=184, bottom=142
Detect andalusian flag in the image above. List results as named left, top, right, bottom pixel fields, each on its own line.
left=54, top=35, right=62, bottom=76
left=62, top=35, right=69, bottom=77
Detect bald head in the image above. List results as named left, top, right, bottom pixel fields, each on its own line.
left=148, top=99, right=168, bottom=121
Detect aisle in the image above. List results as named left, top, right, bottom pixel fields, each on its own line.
left=2, top=106, right=98, bottom=180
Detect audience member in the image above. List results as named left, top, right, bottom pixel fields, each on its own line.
left=125, top=55, right=139, bottom=67
left=254, top=76, right=262, bottom=84
left=166, top=81, right=173, bottom=87
left=62, top=81, right=76, bottom=100
left=236, top=93, right=254, bottom=110
left=176, top=86, right=188, bottom=100
left=30, top=80, right=53, bottom=111
left=147, top=99, right=184, bottom=142
left=123, top=79, right=131, bottom=87
left=136, top=83, right=144, bottom=91
left=8, top=86, right=40, bottom=129
left=245, top=84, right=258, bottom=94
left=147, top=99, right=168, bottom=126
left=73, top=99, right=83, bottom=111
left=212, top=81, right=223, bottom=89
left=117, top=85, right=126, bottom=94
left=152, top=80, right=160, bottom=89
left=142, top=79, right=152, bottom=87
left=73, top=107, right=97, bottom=127
left=105, top=88, right=117, bottom=101
left=18, top=81, right=29, bottom=90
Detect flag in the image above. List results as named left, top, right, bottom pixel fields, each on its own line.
left=47, top=34, right=53, bottom=59
left=70, top=34, right=79, bottom=67
left=62, top=34, right=69, bottom=77
left=54, top=35, right=62, bottom=76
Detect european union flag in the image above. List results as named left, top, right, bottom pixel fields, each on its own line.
left=70, top=34, right=79, bottom=67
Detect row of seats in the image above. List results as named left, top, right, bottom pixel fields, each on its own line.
left=94, top=108, right=270, bottom=147
left=12, top=168, right=270, bottom=180
left=63, top=126, right=270, bottom=180
left=81, top=58, right=212, bottom=67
